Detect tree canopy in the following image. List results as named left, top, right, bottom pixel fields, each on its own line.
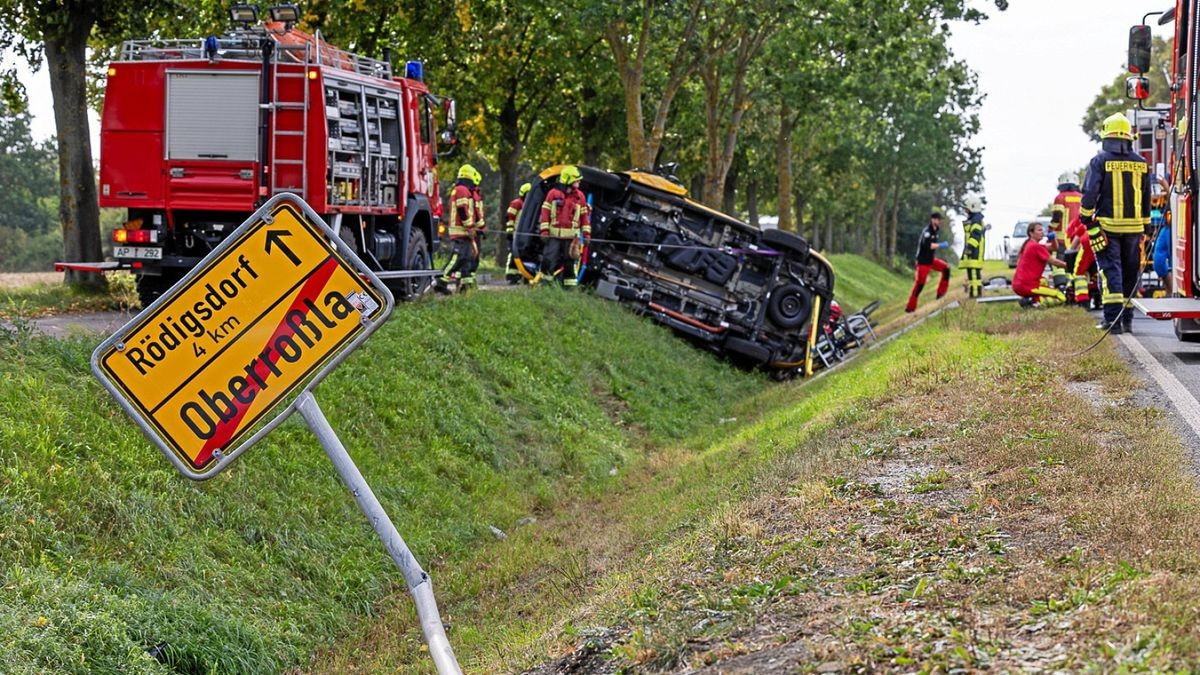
left=3, top=0, right=1001, bottom=272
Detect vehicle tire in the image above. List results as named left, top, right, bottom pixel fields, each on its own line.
left=762, top=228, right=811, bottom=260
left=136, top=272, right=179, bottom=309
left=767, top=283, right=811, bottom=329
left=397, top=228, right=433, bottom=299
left=723, top=336, right=771, bottom=364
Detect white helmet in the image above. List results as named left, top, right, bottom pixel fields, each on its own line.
left=963, top=196, right=983, bottom=213
left=1057, top=172, right=1080, bottom=187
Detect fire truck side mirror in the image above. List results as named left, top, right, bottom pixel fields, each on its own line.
left=437, top=99, right=459, bottom=157
left=1126, top=75, right=1151, bottom=101
left=444, top=99, right=456, bottom=129
left=1128, top=24, right=1152, bottom=75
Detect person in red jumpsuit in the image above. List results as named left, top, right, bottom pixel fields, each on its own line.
left=1012, top=221, right=1067, bottom=307
left=1065, top=216, right=1097, bottom=307
left=905, top=212, right=951, bottom=313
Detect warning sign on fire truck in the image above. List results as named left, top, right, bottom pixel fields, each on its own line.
left=92, top=193, right=392, bottom=480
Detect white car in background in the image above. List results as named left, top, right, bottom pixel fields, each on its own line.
left=1003, top=219, right=1048, bottom=268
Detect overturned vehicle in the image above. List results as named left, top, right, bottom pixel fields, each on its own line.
left=511, top=165, right=836, bottom=373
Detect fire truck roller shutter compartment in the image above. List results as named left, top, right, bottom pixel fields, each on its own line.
left=166, top=71, right=259, bottom=161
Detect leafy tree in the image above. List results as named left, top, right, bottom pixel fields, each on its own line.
left=0, top=100, right=56, bottom=235
left=0, top=0, right=179, bottom=287
left=1082, top=36, right=1172, bottom=142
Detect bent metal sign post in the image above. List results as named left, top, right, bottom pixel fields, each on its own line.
left=93, top=193, right=388, bottom=480
left=92, top=193, right=462, bottom=673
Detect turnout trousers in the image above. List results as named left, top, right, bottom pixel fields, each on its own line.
left=1095, top=232, right=1142, bottom=327
left=906, top=259, right=950, bottom=312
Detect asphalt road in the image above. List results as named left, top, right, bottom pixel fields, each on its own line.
left=1117, top=310, right=1200, bottom=454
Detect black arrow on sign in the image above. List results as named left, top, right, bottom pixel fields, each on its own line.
left=265, top=229, right=300, bottom=266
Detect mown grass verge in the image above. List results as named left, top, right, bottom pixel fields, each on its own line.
left=826, top=254, right=914, bottom=328
left=513, top=302, right=1200, bottom=672
left=0, top=273, right=138, bottom=318
left=0, top=287, right=766, bottom=673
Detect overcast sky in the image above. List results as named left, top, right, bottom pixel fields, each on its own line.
left=947, top=0, right=1174, bottom=241
left=12, top=0, right=1175, bottom=252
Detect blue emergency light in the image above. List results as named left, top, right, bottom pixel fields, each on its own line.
left=406, top=61, right=424, bottom=81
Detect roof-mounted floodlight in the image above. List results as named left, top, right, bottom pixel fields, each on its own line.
left=269, top=4, right=300, bottom=27
left=230, top=4, right=259, bottom=27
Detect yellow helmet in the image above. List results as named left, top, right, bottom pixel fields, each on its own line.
left=519, top=182, right=532, bottom=197
left=1101, top=113, right=1134, bottom=141
left=458, top=164, right=479, bottom=184
left=559, top=165, right=582, bottom=186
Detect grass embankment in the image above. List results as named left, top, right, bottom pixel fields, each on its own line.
left=525, top=303, right=1200, bottom=671
left=826, top=254, right=914, bottom=327
left=0, top=288, right=767, bottom=673
left=0, top=273, right=137, bottom=318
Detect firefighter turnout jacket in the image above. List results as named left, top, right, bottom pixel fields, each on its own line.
left=540, top=186, right=591, bottom=239
left=961, top=213, right=985, bottom=268
left=448, top=179, right=477, bottom=238
left=1080, top=138, right=1151, bottom=235
left=505, top=196, right=524, bottom=235
left=1051, top=187, right=1083, bottom=239
left=472, top=184, right=485, bottom=235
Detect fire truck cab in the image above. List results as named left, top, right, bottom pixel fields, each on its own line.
left=85, top=8, right=454, bottom=305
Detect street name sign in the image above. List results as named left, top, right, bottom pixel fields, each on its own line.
left=93, top=194, right=392, bottom=479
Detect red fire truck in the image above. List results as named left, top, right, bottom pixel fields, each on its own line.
left=1127, top=5, right=1200, bottom=338
left=62, top=5, right=455, bottom=305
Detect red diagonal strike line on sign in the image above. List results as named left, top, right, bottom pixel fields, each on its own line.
left=193, top=256, right=340, bottom=468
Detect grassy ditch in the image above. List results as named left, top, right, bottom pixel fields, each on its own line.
left=517, top=302, right=1200, bottom=672
left=0, top=288, right=766, bottom=673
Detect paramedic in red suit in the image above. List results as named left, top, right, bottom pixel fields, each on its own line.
left=905, top=212, right=951, bottom=313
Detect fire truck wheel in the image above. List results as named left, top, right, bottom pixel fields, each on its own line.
left=135, top=273, right=177, bottom=309
left=397, top=229, right=432, bottom=299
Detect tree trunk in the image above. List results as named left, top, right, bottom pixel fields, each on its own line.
left=496, top=93, right=522, bottom=265
left=46, top=28, right=102, bottom=288
left=792, top=187, right=805, bottom=235
left=825, top=213, right=833, bottom=254
left=746, top=177, right=758, bottom=227
left=776, top=104, right=794, bottom=232
left=887, top=182, right=900, bottom=261
left=690, top=173, right=706, bottom=204
left=722, top=160, right=738, bottom=215
left=581, top=85, right=603, bottom=167
left=870, top=187, right=888, bottom=260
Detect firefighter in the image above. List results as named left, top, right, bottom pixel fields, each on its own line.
left=504, top=182, right=531, bottom=283
left=1080, top=113, right=1151, bottom=334
left=537, top=165, right=591, bottom=287
left=905, top=212, right=951, bottom=313
left=960, top=196, right=986, bottom=299
left=436, top=164, right=482, bottom=294
left=1049, top=172, right=1083, bottom=256
left=1065, top=215, right=1097, bottom=307
left=1012, top=221, right=1068, bottom=307
left=1054, top=172, right=1092, bottom=306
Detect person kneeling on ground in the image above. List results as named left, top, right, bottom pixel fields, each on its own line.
left=1012, top=221, right=1067, bottom=307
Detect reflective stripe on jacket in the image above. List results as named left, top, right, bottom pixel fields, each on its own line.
left=1080, top=139, right=1151, bottom=234
left=505, top=197, right=524, bottom=234
left=961, top=212, right=985, bottom=268
left=539, top=186, right=591, bottom=239
left=448, top=181, right=476, bottom=238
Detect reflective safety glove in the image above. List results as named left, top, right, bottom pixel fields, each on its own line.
left=1090, top=231, right=1109, bottom=254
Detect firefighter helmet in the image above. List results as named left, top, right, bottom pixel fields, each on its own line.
left=1101, top=113, right=1134, bottom=141
left=1057, top=172, right=1080, bottom=187
left=519, top=182, right=532, bottom=197
left=559, top=165, right=582, bottom=186
left=963, top=196, right=983, bottom=213
left=458, top=164, right=480, bottom=184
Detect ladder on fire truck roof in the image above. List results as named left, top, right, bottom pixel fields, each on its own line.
left=269, top=38, right=312, bottom=199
